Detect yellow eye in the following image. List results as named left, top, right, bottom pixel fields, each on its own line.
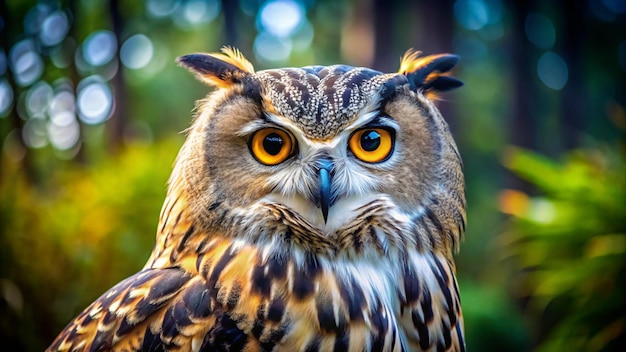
left=249, top=128, right=294, bottom=165
left=349, top=128, right=394, bottom=163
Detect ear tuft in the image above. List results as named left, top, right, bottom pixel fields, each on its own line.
left=398, top=49, right=463, bottom=99
left=177, top=46, right=255, bottom=88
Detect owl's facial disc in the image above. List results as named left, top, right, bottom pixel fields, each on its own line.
left=251, top=110, right=399, bottom=233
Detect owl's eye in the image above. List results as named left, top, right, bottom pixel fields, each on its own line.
left=349, top=128, right=394, bottom=163
left=249, top=128, right=294, bottom=165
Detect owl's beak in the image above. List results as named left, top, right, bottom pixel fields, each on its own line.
left=317, top=159, right=334, bottom=223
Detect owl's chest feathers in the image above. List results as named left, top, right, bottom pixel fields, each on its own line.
left=148, top=192, right=463, bottom=349
left=116, top=201, right=453, bottom=349
left=176, top=235, right=460, bottom=351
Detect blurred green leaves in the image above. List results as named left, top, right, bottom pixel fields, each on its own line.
left=500, top=146, right=626, bottom=351
left=0, top=138, right=181, bottom=350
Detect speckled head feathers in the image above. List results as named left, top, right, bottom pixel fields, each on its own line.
left=177, top=47, right=462, bottom=139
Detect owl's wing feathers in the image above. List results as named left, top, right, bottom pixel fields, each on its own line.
left=399, top=253, right=466, bottom=352
left=47, top=239, right=408, bottom=352
left=46, top=267, right=204, bottom=351
left=46, top=251, right=268, bottom=351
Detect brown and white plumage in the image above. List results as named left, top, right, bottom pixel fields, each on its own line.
left=48, top=47, right=466, bottom=352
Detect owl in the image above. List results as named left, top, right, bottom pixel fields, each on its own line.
left=47, top=47, right=466, bottom=351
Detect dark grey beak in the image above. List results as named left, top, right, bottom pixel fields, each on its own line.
left=317, top=159, right=334, bottom=223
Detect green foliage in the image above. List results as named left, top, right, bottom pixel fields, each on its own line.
left=0, top=138, right=182, bottom=350
left=501, top=146, right=626, bottom=351
left=461, top=279, right=531, bottom=351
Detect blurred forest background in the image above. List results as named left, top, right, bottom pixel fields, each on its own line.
left=0, top=0, right=625, bottom=350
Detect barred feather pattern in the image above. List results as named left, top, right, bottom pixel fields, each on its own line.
left=47, top=181, right=465, bottom=351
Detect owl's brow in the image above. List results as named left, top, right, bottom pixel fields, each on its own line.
left=235, top=109, right=397, bottom=139
left=234, top=112, right=294, bottom=137
left=342, top=109, right=401, bottom=134
left=363, top=114, right=399, bottom=129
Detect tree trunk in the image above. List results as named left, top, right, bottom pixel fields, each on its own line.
left=412, top=0, right=457, bottom=133
left=372, top=0, right=395, bottom=72
left=558, top=0, right=584, bottom=150
left=507, top=1, right=537, bottom=195
left=107, top=0, right=126, bottom=153
left=509, top=2, right=536, bottom=151
left=0, top=0, right=35, bottom=182
left=222, top=0, right=238, bottom=47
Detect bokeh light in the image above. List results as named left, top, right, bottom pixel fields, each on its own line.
left=454, top=0, right=502, bottom=31
left=23, top=4, right=50, bottom=35
left=254, top=32, right=292, bottom=62
left=525, top=13, right=555, bottom=49
left=0, top=48, right=7, bottom=76
left=259, top=0, right=303, bottom=37
left=291, top=19, right=314, bottom=51
left=77, top=76, right=113, bottom=124
left=40, top=10, right=70, bottom=47
left=537, top=51, right=569, bottom=90
left=22, top=116, right=47, bottom=148
left=48, top=115, right=80, bottom=151
left=183, top=0, right=220, bottom=24
left=172, top=0, right=221, bottom=28
left=120, top=34, right=154, bottom=70
left=25, top=81, right=52, bottom=118
left=0, top=79, right=14, bottom=116
left=49, top=89, right=76, bottom=124
left=253, top=0, right=309, bottom=63
left=239, top=0, right=257, bottom=16
left=82, top=30, right=117, bottom=67
left=9, top=39, right=44, bottom=86
left=146, top=0, right=179, bottom=18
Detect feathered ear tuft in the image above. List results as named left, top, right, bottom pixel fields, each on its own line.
left=398, top=49, right=463, bottom=99
left=177, top=46, right=255, bottom=88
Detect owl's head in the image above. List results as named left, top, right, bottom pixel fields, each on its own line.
left=169, top=47, right=464, bottom=258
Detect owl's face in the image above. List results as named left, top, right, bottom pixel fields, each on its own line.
left=175, top=48, right=464, bottom=254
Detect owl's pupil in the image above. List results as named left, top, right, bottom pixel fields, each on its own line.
left=361, top=130, right=381, bottom=151
left=263, top=133, right=283, bottom=155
